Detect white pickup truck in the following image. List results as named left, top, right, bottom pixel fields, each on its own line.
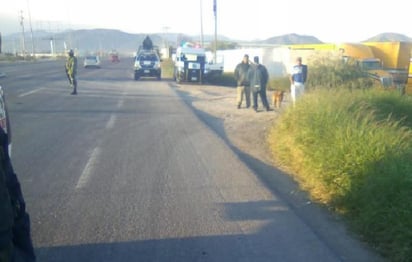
left=173, top=47, right=224, bottom=84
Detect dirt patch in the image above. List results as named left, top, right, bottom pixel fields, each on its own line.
left=172, top=83, right=288, bottom=166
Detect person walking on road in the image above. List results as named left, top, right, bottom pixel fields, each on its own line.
left=290, top=57, right=307, bottom=106
left=234, top=54, right=251, bottom=109
left=249, top=56, right=270, bottom=112
left=65, top=49, right=78, bottom=95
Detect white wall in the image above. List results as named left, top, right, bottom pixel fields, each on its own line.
left=218, top=46, right=293, bottom=78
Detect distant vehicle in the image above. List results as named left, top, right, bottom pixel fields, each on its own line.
left=133, top=51, right=161, bottom=80
left=83, top=55, right=101, bottom=68
left=110, top=54, right=120, bottom=63
left=109, top=50, right=120, bottom=63
left=0, top=85, right=12, bottom=155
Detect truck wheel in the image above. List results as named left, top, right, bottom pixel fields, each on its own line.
left=134, top=73, right=140, bottom=80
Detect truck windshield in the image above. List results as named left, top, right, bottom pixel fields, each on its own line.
left=361, top=61, right=381, bottom=70
left=182, top=54, right=204, bottom=62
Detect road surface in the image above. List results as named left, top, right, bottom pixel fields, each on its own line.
left=0, top=59, right=381, bottom=261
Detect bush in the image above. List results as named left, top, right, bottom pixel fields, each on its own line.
left=306, top=55, right=375, bottom=91
left=268, top=89, right=412, bottom=261
left=161, top=58, right=175, bottom=79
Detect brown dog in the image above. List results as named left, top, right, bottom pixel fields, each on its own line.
left=272, top=90, right=284, bottom=108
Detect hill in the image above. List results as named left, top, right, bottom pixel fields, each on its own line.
left=262, top=33, right=323, bottom=45
left=1, top=29, right=229, bottom=55
left=364, top=32, right=412, bottom=42
left=2, top=29, right=411, bottom=56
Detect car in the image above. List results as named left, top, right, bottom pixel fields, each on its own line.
left=83, top=55, right=101, bottom=68
left=110, top=54, right=120, bottom=63
left=133, top=51, right=161, bottom=80
left=0, top=85, right=12, bottom=155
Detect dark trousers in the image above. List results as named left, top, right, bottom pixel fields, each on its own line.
left=252, top=88, right=269, bottom=110
left=69, top=75, right=77, bottom=94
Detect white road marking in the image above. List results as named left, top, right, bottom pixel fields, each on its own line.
left=105, top=115, right=116, bottom=129
left=117, top=99, right=124, bottom=108
left=105, top=98, right=123, bottom=129
left=76, top=96, right=124, bottom=188
left=18, top=88, right=45, bottom=97
left=76, top=147, right=101, bottom=189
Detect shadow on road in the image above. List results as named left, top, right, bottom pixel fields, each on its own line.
left=35, top=199, right=340, bottom=262
left=169, top=85, right=383, bottom=262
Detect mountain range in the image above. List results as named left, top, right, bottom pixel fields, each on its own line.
left=1, top=29, right=411, bottom=55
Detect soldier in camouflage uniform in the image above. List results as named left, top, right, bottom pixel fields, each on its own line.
left=65, top=49, right=78, bottom=95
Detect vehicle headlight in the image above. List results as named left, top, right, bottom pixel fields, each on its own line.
left=154, top=62, right=161, bottom=69
left=134, top=61, right=141, bottom=69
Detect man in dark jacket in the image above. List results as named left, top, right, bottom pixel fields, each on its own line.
left=249, top=56, right=270, bottom=112
left=0, top=125, right=36, bottom=262
left=234, top=54, right=251, bottom=109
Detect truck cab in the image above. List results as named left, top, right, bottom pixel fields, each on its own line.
left=338, top=43, right=394, bottom=88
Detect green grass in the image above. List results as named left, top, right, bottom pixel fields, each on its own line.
left=268, top=89, right=412, bottom=261
left=268, top=76, right=291, bottom=91
left=161, top=58, right=174, bottom=79
left=206, top=72, right=237, bottom=86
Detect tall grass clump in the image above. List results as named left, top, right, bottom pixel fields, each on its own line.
left=268, top=89, right=412, bottom=261
left=307, top=54, right=375, bottom=91
left=161, top=58, right=175, bottom=79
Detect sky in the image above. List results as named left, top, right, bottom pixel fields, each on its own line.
left=1, top=0, right=411, bottom=43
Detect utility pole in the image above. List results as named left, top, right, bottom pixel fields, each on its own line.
left=19, top=10, right=26, bottom=57
left=162, top=26, right=170, bottom=58
left=200, top=0, right=204, bottom=47
left=213, top=0, right=217, bottom=63
left=26, top=0, right=35, bottom=56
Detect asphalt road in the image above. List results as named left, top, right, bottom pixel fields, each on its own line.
left=0, top=59, right=379, bottom=262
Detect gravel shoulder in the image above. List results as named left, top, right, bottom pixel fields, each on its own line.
left=171, top=82, right=384, bottom=262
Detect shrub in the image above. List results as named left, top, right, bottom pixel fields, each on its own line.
left=268, top=89, right=412, bottom=261
left=306, top=55, right=375, bottom=91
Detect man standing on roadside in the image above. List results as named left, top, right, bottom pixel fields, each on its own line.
left=290, top=57, right=307, bottom=106
left=234, top=54, right=251, bottom=109
left=65, top=49, right=78, bottom=95
left=249, top=56, right=270, bottom=112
